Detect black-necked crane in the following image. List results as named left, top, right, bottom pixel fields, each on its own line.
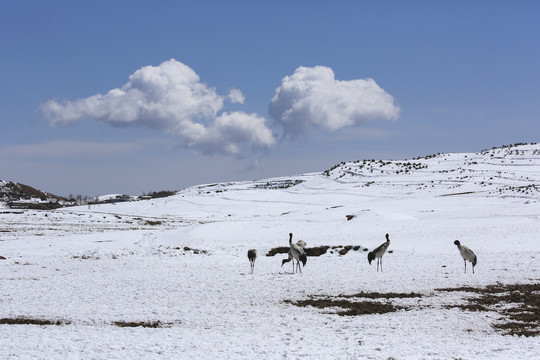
left=454, top=240, right=477, bottom=274
left=282, top=239, right=307, bottom=273
left=286, top=233, right=307, bottom=273
left=247, top=249, right=257, bottom=274
left=367, top=233, right=390, bottom=272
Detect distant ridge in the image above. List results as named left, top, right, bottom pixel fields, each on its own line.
left=0, top=180, right=66, bottom=209
left=0, top=180, right=177, bottom=209
left=320, top=142, right=540, bottom=199
left=0, top=180, right=65, bottom=203
left=2, top=142, right=539, bottom=206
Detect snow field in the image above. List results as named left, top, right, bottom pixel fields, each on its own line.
left=1, top=144, right=540, bottom=358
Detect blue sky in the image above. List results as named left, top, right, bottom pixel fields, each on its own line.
left=1, top=1, right=539, bottom=197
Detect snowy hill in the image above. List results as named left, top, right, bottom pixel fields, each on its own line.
left=1, top=143, right=539, bottom=359
left=323, top=142, right=540, bottom=198
left=0, top=180, right=65, bottom=204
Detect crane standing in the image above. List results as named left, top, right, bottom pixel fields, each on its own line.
left=367, top=234, right=391, bottom=272
left=282, top=239, right=307, bottom=273
left=287, top=233, right=307, bottom=274
left=454, top=240, right=477, bottom=274
left=247, top=249, right=257, bottom=274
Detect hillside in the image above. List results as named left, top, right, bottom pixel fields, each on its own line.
left=3, top=142, right=539, bottom=208
left=1, top=142, right=539, bottom=359
left=0, top=180, right=64, bottom=202
left=323, top=142, right=540, bottom=196
left=184, top=142, right=540, bottom=202
left=0, top=180, right=67, bottom=209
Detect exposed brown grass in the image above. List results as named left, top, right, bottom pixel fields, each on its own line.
left=286, top=291, right=422, bottom=317
left=339, top=291, right=423, bottom=299
left=285, top=298, right=401, bottom=316
left=305, top=246, right=329, bottom=256
left=0, top=317, right=69, bottom=326
left=437, top=283, right=540, bottom=337
left=287, top=283, right=539, bottom=337
left=112, top=320, right=170, bottom=328
left=145, top=220, right=163, bottom=226
left=266, top=245, right=364, bottom=257
left=266, top=246, right=289, bottom=256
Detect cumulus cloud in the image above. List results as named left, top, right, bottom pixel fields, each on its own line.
left=177, top=111, right=275, bottom=155
left=227, top=88, right=245, bottom=104
left=269, top=66, right=400, bottom=136
left=40, top=59, right=275, bottom=155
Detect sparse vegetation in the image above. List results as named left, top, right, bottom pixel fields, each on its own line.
left=437, top=283, right=540, bottom=337
left=287, top=283, right=540, bottom=337
left=143, top=190, right=177, bottom=199
left=145, top=220, right=163, bottom=226
left=252, top=179, right=304, bottom=189
left=0, top=317, right=70, bottom=326
left=266, top=245, right=364, bottom=257
left=286, top=292, right=422, bottom=316
left=317, top=143, right=540, bottom=201
left=113, top=320, right=170, bottom=328
left=286, top=298, right=401, bottom=316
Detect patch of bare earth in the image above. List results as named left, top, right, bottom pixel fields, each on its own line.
left=0, top=317, right=175, bottom=328
left=286, top=283, right=539, bottom=337
left=285, top=292, right=422, bottom=316
left=112, top=320, right=171, bottom=328
left=0, top=317, right=70, bottom=326
left=267, top=245, right=367, bottom=257
left=436, top=283, right=540, bottom=337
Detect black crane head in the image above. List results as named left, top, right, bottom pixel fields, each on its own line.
left=454, top=240, right=461, bottom=246
left=386, top=233, right=390, bottom=240
left=281, top=258, right=290, bottom=267
left=289, top=233, right=293, bottom=243
left=367, top=251, right=375, bottom=264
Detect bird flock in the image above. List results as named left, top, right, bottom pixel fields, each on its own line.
left=247, top=233, right=477, bottom=275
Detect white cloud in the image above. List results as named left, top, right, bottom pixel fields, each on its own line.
left=40, top=59, right=275, bottom=155
left=227, top=88, right=245, bottom=104
left=269, top=66, right=400, bottom=136
left=178, top=111, right=276, bottom=155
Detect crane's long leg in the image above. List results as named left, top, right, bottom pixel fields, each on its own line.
left=464, top=260, right=467, bottom=274
left=381, top=257, right=383, bottom=272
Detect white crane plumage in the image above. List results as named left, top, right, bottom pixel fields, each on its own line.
left=282, top=239, right=306, bottom=273
left=367, top=234, right=390, bottom=272
left=247, top=249, right=257, bottom=274
left=454, top=240, right=477, bottom=274
left=286, top=233, right=307, bottom=273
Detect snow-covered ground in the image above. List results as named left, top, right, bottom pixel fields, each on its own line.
left=1, top=144, right=539, bottom=359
